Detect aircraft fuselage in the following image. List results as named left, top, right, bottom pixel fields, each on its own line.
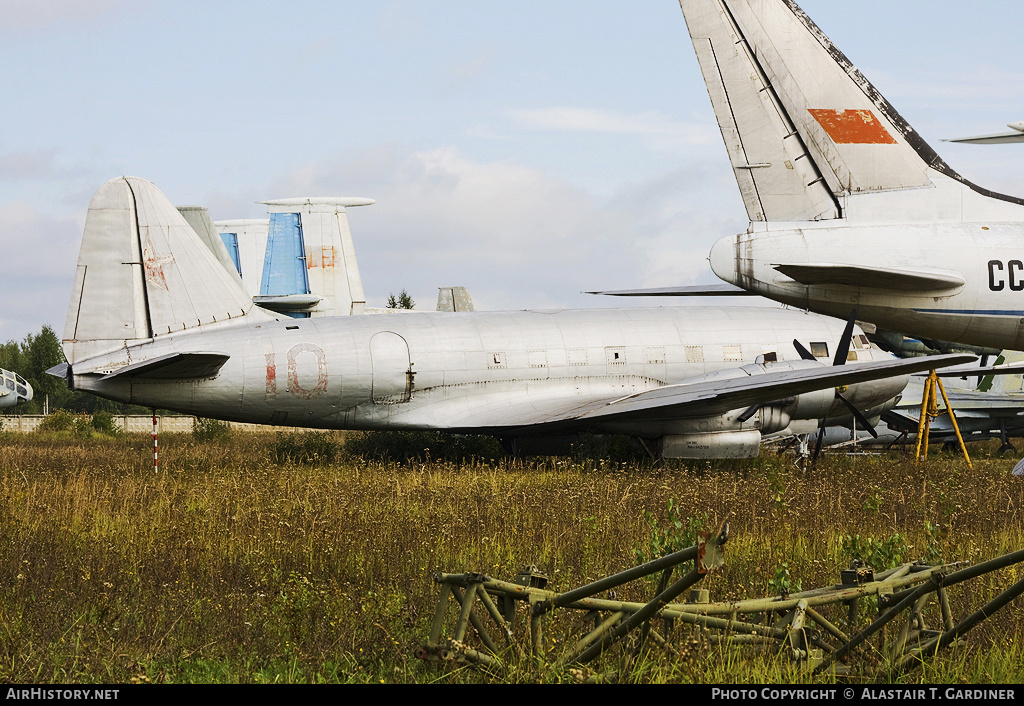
left=70, top=306, right=898, bottom=438
left=711, top=220, right=1024, bottom=352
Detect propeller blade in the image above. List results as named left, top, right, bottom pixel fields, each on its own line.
left=836, top=393, right=880, bottom=439
left=832, top=308, right=858, bottom=367
left=793, top=339, right=816, bottom=361
left=811, top=423, right=826, bottom=462
left=736, top=404, right=761, bottom=423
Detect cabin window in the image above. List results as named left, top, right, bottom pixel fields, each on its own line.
left=723, top=344, right=743, bottom=361
left=685, top=345, right=704, bottom=363
left=810, top=342, right=829, bottom=358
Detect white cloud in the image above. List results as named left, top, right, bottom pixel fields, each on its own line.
left=263, top=145, right=736, bottom=312
left=510, top=107, right=715, bottom=143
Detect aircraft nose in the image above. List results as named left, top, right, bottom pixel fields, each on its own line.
left=709, top=235, right=738, bottom=284
left=24, top=383, right=33, bottom=402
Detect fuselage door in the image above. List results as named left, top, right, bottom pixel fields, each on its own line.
left=370, top=331, right=413, bottom=404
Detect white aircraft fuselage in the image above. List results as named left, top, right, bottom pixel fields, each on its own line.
left=710, top=212, right=1024, bottom=353
left=70, top=304, right=901, bottom=443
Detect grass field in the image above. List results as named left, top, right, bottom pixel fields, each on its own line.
left=0, top=429, right=1022, bottom=683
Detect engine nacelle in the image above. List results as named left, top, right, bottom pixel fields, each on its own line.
left=662, top=430, right=762, bottom=459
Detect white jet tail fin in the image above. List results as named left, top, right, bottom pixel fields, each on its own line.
left=679, top=0, right=1024, bottom=221
left=64, top=177, right=263, bottom=364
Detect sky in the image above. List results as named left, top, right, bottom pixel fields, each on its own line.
left=2, top=0, right=1023, bottom=344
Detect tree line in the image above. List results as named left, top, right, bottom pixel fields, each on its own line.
left=0, top=325, right=153, bottom=416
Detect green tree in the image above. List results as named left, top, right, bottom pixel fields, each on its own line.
left=0, top=324, right=156, bottom=415
left=23, top=325, right=67, bottom=403
left=386, top=289, right=415, bottom=310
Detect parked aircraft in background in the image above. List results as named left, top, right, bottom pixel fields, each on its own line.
left=435, top=286, right=475, bottom=313
left=209, top=197, right=372, bottom=318
left=611, top=0, right=1024, bottom=353
left=0, top=368, right=32, bottom=409
left=803, top=351, right=1024, bottom=453
left=198, top=201, right=475, bottom=317
left=946, top=122, right=1024, bottom=145
left=50, top=177, right=973, bottom=459
left=887, top=355, right=1024, bottom=453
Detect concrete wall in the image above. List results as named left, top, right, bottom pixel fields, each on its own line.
left=0, top=415, right=315, bottom=434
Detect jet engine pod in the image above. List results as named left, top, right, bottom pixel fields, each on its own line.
left=661, top=430, right=762, bottom=460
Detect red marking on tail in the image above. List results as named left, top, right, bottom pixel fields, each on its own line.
left=808, top=109, right=897, bottom=144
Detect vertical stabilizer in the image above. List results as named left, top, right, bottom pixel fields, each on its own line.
left=260, top=198, right=373, bottom=316
left=436, top=286, right=475, bottom=312
left=979, top=352, right=1024, bottom=394
left=214, top=219, right=270, bottom=296
left=64, top=177, right=259, bottom=364
left=678, top=0, right=1024, bottom=220
left=680, top=0, right=839, bottom=220
left=178, top=205, right=246, bottom=289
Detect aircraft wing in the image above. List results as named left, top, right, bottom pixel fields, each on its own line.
left=924, top=361, right=1024, bottom=377
left=772, top=264, right=965, bottom=291
left=586, top=284, right=753, bottom=296
left=483, top=353, right=975, bottom=431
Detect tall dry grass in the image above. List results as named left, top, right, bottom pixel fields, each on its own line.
left=0, top=431, right=1021, bottom=683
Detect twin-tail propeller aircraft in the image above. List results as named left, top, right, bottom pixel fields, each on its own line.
left=599, top=0, right=1024, bottom=355
left=0, top=369, right=32, bottom=409
left=48, top=177, right=973, bottom=459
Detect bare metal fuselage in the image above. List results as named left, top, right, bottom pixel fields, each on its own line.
left=711, top=218, right=1024, bottom=353
left=71, top=306, right=893, bottom=438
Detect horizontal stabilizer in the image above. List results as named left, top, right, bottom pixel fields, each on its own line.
left=99, top=352, right=230, bottom=381
left=253, top=294, right=323, bottom=312
left=587, top=284, right=753, bottom=297
left=945, top=122, right=1024, bottom=145
left=773, top=264, right=965, bottom=291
